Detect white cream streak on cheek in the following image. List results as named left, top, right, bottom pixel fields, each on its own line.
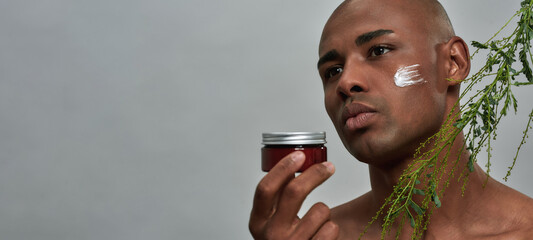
left=394, top=64, right=426, bottom=87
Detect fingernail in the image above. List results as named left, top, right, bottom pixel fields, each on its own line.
left=322, top=162, right=335, bottom=173
left=291, top=151, right=305, bottom=163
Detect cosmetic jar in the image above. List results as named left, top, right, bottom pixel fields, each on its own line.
left=261, top=132, right=327, bottom=172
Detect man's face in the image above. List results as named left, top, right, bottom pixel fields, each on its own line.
left=318, top=0, right=450, bottom=167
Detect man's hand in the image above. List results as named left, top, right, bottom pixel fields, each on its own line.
left=249, top=151, right=339, bottom=240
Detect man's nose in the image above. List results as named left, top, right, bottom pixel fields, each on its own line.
left=336, top=61, right=369, bottom=101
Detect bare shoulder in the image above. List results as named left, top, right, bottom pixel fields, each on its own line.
left=507, top=198, right=533, bottom=239
left=486, top=180, right=533, bottom=237
left=331, top=191, right=374, bottom=221
left=498, top=182, right=533, bottom=220
left=511, top=191, right=533, bottom=232
left=330, top=191, right=377, bottom=238
left=497, top=223, right=533, bottom=240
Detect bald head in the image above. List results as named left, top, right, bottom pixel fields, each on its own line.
left=322, top=0, right=455, bottom=49
left=409, top=0, right=455, bottom=39
left=318, top=0, right=471, bottom=164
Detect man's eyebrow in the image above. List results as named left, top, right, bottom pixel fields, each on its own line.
left=317, top=49, right=341, bottom=69
left=355, top=29, right=394, bottom=46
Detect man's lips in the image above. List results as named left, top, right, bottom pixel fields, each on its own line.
left=341, top=103, right=377, bottom=130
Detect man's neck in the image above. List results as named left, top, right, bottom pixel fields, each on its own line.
left=365, top=132, right=497, bottom=235
left=332, top=130, right=533, bottom=239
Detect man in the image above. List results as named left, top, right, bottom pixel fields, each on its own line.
left=249, top=0, right=533, bottom=239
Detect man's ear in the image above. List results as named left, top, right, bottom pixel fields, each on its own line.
left=445, top=36, right=471, bottom=85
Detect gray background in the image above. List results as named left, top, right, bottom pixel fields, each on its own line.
left=1, top=0, right=531, bottom=239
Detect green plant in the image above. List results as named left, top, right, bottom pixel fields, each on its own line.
left=360, top=1, right=533, bottom=239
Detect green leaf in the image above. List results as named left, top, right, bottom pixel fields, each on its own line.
left=501, top=94, right=510, bottom=116
left=490, top=41, right=498, bottom=50
left=432, top=194, right=442, bottom=208
left=468, top=155, right=475, bottom=172
left=511, top=92, right=518, bottom=112
left=413, top=188, right=425, bottom=196
left=467, top=141, right=475, bottom=151
left=519, top=49, right=533, bottom=82
left=407, top=211, right=416, bottom=228
left=453, top=121, right=466, bottom=129
left=474, top=127, right=482, bottom=138
left=527, top=27, right=533, bottom=40
left=471, top=41, right=488, bottom=49
left=408, top=200, right=426, bottom=215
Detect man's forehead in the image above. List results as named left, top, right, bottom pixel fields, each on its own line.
left=324, top=0, right=426, bottom=31
left=319, top=5, right=402, bottom=52
left=319, top=0, right=432, bottom=53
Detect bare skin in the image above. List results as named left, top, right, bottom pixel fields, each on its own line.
left=249, top=151, right=339, bottom=240
left=250, top=0, right=533, bottom=239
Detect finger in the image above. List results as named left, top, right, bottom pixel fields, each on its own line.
left=250, top=152, right=305, bottom=229
left=272, top=161, right=335, bottom=226
left=291, top=202, right=331, bottom=239
left=311, top=221, right=339, bottom=240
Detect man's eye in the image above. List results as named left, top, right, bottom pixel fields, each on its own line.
left=325, top=66, right=343, bottom=80
left=369, top=46, right=391, bottom=57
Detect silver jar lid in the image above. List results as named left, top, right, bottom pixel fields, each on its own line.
left=262, top=132, right=326, bottom=145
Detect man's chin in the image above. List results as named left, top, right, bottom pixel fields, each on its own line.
left=350, top=150, right=410, bottom=169
left=343, top=135, right=413, bottom=167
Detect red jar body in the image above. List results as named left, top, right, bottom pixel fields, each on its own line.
left=262, top=144, right=327, bottom=172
